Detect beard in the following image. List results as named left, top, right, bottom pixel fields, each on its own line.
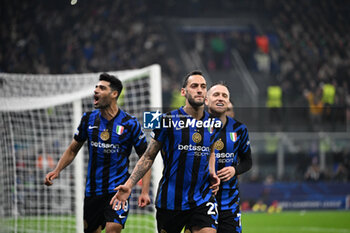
left=186, top=93, right=205, bottom=108
left=95, top=104, right=108, bottom=109
left=94, top=98, right=110, bottom=109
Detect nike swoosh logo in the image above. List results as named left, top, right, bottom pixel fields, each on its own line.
left=88, top=126, right=98, bottom=129
left=119, top=215, right=126, bottom=219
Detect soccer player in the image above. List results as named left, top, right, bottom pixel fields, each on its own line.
left=226, top=100, right=235, bottom=118
left=44, top=73, right=151, bottom=233
left=206, top=82, right=252, bottom=233
left=110, top=70, right=222, bottom=233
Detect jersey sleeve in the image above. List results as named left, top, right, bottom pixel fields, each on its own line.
left=211, top=118, right=223, bottom=145
left=239, top=125, right=251, bottom=154
left=150, top=115, right=167, bottom=143
left=131, top=118, right=148, bottom=156
left=73, top=112, right=90, bottom=142
left=235, top=124, right=252, bottom=175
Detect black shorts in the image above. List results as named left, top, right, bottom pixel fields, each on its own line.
left=83, top=193, right=129, bottom=233
left=184, top=208, right=242, bottom=233
left=217, top=209, right=241, bottom=233
left=156, top=196, right=218, bottom=233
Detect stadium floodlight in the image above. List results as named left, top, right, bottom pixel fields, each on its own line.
left=0, top=64, right=162, bottom=233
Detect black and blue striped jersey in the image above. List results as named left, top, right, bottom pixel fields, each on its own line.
left=74, top=109, right=147, bottom=197
left=152, top=107, right=222, bottom=210
left=215, top=116, right=251, bottom=211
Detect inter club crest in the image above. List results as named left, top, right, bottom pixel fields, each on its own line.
left=100, top=129, right=110, bottom=141
left=214, top=139, right=224, bottom=151
left=192, top=132, right=202, bottom=143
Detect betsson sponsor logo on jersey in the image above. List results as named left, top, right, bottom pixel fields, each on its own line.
left=90, top=141, right=120, bottom=154
left=216, top=152, right=235, bottom=163
left=178, top=144, right=210, bottom=152
left=178, top=144, right=210, bottom=157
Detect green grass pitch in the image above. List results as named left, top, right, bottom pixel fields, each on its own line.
left=1, top=214, right=155, bottom=233
left=243, top=211, right=350, bottom=233
left=2, top=211, right=350, bottom=233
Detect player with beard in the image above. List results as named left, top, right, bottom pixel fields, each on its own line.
left=44, top=73, right=151, bottom=233
left=110, top=70, right=222, bottom=233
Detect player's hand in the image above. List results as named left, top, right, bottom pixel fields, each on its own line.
left=209, top=173, right=220, bottom=195
left=110, top=185, right=132, bottom=211
left=217, top=166, right=236, bottom=182
left=138, top=192, right=151, bottom=208
left=44, top=171, right=59, bottom=186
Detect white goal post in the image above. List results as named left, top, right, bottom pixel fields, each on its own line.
left=0, top=64, right=162, bottom=233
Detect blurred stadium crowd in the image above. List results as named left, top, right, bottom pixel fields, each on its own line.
left=2, top=0, right=349, bottom=113
left=1, top=0, right=350, bottom=183
left=0, top=1, right=169, bottom=74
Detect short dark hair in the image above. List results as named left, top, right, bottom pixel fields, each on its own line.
left=182, top=70, right=204, bottom=88
left=208, top=81, right=230, bottom=93
left=229, top=99, right=234, bottom=107
left=99, top=73, right=123, bottom=98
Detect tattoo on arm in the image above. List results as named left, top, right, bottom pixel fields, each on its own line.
left=129, top=139, right=162, bottom=186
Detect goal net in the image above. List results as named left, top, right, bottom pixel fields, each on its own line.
left=0, top=64, right=162, bottom=233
